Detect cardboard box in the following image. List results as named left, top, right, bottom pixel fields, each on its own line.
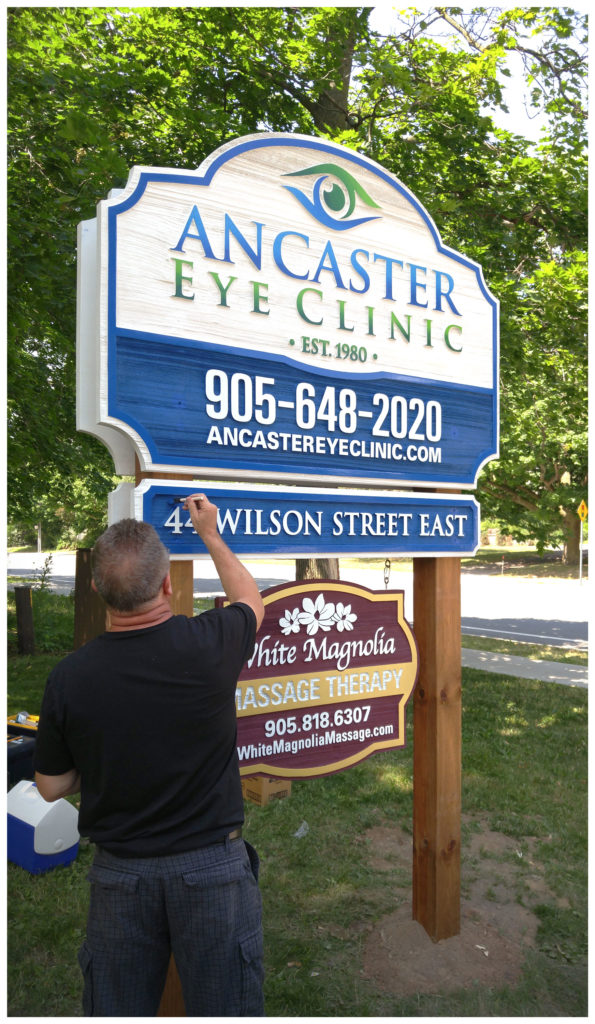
left=241, top=776, right=292, bottom=806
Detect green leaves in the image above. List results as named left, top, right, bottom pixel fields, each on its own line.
left=480, top=248, right=587, bottom=557
left=7, top=6, right=587, bottom=557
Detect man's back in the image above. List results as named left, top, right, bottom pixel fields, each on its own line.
left=34, top=605, right=256, bottom=857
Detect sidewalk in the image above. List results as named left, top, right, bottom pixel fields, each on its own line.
left=462, top=648, right=588, bottom=688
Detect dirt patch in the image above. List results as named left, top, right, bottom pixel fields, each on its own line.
left=363, top=900, right=536, bottom=995
left=362, top=819, right=551, bottom=996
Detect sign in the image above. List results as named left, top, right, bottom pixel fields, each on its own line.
left=117, top=480, right=480, bottom=558
left=234, top=581, right=418, bottom=778
left=78, top=132, right=499, bottom=488
left=577, top=500, right=588, bottom=521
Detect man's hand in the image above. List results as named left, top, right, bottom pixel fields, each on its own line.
left=183, top=493, right=218, bottom=540
left=182, top=492, right=264, bottom=628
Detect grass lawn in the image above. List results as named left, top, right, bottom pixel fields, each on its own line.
left=6, top=567, right=588, bottom=1016
left=342, top=545, right=588, bottom=581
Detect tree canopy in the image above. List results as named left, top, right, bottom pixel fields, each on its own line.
left=7, top=6, right=588, bottom=558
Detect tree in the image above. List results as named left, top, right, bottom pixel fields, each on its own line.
left=480, top=251, right=588, bottom=560
left=7, top=6, right=587, bottom=560
left=341, top=6, right=588, bottom=560
left=7, top=5, right=368, bottom=552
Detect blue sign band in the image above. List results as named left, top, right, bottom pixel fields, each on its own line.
left=141, top=484, right=480, bottom=557
left=113, top=332, right=496, bottom=485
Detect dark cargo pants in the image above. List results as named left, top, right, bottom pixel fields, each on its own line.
left=78, top=838, right=264, bottom=1017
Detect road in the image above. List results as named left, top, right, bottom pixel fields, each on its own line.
left=7, top=551, right=589, bottom=651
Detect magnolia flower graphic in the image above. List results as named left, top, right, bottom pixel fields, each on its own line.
left=277, top=593, right=359, bottom=636
left=298, top=594, right=336, bottom=636
left=333, top=602, right=357, bottom=632
left=279, top=607, right=302, bottom=635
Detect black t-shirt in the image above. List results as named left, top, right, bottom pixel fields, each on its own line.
left=33, top=604, right=256, bottom=857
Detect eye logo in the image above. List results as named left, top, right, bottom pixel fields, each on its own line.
left=282, top=162, right=381, bottom=230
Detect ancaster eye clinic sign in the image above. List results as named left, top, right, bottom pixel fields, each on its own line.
left=79, top=132, right=499, bottom=488
left=232, top=580, right=418, bottom=778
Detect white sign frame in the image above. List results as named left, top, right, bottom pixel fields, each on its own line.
left=78, top=133, right=499, bottom=489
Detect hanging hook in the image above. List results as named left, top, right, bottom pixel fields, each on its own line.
left=384, top=558, right=391, bottom=590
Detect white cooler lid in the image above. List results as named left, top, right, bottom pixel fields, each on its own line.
left=7, top=780, right=80, bottom=853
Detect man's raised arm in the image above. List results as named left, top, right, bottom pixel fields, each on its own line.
left=183, top=493, right=264, bottom=629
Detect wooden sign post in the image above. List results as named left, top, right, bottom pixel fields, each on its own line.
left=412, top=557, right=461, bottom=940
left=157, top=559, right=192, bottom=1016
left=135, top=459, right=193, bottom=1013
left=134, top=460, right=196, bottom=617
left=157, top=559, right=194, bottom=1016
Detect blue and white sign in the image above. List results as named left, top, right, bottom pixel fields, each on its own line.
left=78, top=133, right=498, bottom=489
left=121, top=481, right=480, bottom=558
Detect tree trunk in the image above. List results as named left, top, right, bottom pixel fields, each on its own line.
left=562, top=512, right=581, bottom=565
left=296, top=558, right=340, bottom=581
left=310, top=18, right=358, bottom=131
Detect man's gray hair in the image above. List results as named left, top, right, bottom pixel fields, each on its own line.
left=92, top=519, right=170, bottom=612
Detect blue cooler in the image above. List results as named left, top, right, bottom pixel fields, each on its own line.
left=7, top=780, right=80, bottom=874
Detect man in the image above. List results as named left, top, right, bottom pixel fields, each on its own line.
left=33, top=493, right=265, bottom=1017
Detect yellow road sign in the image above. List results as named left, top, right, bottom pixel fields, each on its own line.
left=577, top=500, right=588, bottom=521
